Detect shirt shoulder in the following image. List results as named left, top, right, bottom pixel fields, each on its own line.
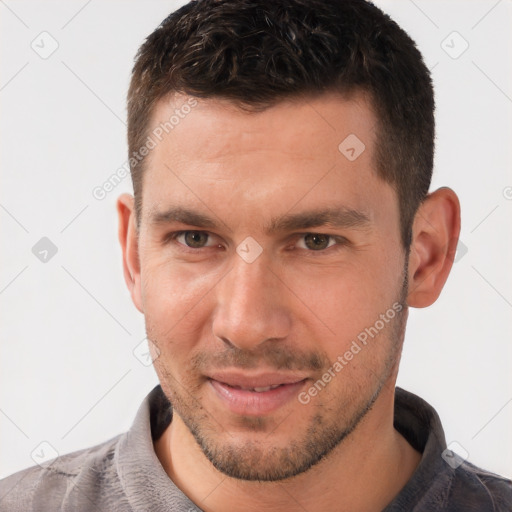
left=0, top=434, right=125, bottom=512
left=388, top=389, right=512, bottom=512
left=447, top=460, right=512, bottom=511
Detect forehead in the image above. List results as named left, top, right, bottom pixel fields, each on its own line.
left=149, top=91, right=376, bottom=164
left=140, top=92, right=397, bottom=231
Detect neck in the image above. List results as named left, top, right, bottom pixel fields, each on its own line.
left=154, top=385, right=421, bottom=512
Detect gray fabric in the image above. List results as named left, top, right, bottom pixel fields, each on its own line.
left=1, top=386, right=511, bottom=511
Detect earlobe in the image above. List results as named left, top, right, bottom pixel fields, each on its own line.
left=407, top=187, right=461, bottom=308
left=117, top=193, right=144, bottom=313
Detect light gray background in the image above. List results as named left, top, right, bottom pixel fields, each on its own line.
left=1, top=0, right=511, bottom=480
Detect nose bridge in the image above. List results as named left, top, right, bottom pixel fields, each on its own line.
left=230, top=254, right=270, bottom=310
left=212, top=253, right=290, bottom=349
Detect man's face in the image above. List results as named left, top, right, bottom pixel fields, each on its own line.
left=135, top=93, right=408, bottom=481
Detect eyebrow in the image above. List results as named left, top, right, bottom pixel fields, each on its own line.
left=150, top=207, right=219, bottom=229
left=267, top=208, right=372, bottom=232
left=149, top=206, right=372, bottom=233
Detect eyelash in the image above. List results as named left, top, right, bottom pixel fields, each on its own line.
left=163, top=230, right=349, bottom=254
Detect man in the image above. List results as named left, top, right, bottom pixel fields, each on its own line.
left=1, top=0, right=511, bottom=510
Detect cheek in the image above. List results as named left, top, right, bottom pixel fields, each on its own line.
left=295, top=250, right=403, bottom=361
left=140, top=256, right=219, bottom=346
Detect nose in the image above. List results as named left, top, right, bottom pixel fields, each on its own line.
left=212, top=252, right=292, bottom=351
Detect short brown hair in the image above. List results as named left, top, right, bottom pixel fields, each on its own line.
left=127, top=0, right=434, bottom=248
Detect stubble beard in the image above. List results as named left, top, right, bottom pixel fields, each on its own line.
left=151, top=265, right=409, bottom=482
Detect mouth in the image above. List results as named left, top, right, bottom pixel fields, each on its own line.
left=207, top=371, right=309, bottom=416
left=225, top=383, right=286, bottom=392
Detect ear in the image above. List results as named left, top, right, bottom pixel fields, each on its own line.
left=117, top=193, right=144, bottom=313
left=407, top=187, right=461, bottom=308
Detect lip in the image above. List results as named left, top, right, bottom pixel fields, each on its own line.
left=207, top=371, right=308, bottom=416
left=207, top=371, right=308, bottom=389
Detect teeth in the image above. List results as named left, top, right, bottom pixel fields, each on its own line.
left=251, top=384, right=281, bottom=392
left=223, top=383, right=285, bottom=392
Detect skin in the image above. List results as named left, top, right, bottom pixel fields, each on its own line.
left=117, top=92, right=460, bottom=512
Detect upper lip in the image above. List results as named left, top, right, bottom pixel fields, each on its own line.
left=207, top=371, right=308, bottom=389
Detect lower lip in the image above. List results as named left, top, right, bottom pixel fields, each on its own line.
left=209, top=379, right=307, bottom=416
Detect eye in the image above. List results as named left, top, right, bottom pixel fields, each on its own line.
left=297, top=233, right=338, bottom=251
left=175, top=231, right=215, bottom=248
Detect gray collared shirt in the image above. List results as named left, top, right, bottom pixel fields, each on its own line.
left=1, top=386, right=511, bottom=511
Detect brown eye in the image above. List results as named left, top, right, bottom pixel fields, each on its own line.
left=303, top=233, right=332, bottom=250
left=182, top=231, right=210, bottom=248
